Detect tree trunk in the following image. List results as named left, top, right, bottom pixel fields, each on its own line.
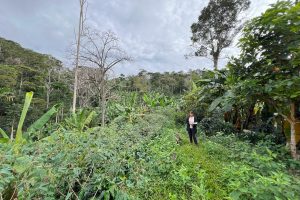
left=101, top=82, right=106, bottom=127
left=10, top=118, right=15, bottom=140
left=19, top=75, right=23, bottom=95
left=61, top=107, right=64, bottom=123
left=46, top=91, right=50, bottom=109
left=72, top=0, right=85, bottom=113
left=290, top=122, right=297, bottom=159
left=290, top=102, right=298, bottom=159
left=212, top=47, right=220, bottom=70
left=213, top=58, right=218, bottom=70
left=46, top=69, right=51, bottom=109
left=101, top=96, right=106, bottom=127
left=243, top=105, right=254, bottom=130
left=55, top=112, right=59, bottom=123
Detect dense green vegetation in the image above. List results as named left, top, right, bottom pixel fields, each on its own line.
left=1, top=0, right=300, bottom=199
left=183, top=1, right=300, bottom=159
left=1, top=103, right=300, bottom=199
left=0, top=37, right=73, bottom=132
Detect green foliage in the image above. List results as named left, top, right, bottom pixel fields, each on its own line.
left=0, top=109, right=176, bottom=199
left=27, top=104, right=60, bottom=133
left=143, top=92, right=174, bottom=108
left=191, top=0, right=250, bottom=69
left=208, top=134, right=300, bottom=200
left=184, top=2, right=300, bottom=152
left=65, top=109, right=97, bottom=133
left=199, top=116, right=236, bottom=136
left=107, top=92, right=141, bottom=123
left=114, top=70, right=193, bottom=95
left=15, top=92, right=33, bottom=143
left=1, top=2, right=300, bottom=199
left=0, top=128, right=9, bottom=143
left=0, top=37, right=71, bottom=132
left=0, top=92, right=58, bottom=147
left=237, top=1, right=300, bottom=106
left=1, top=106, right=299, bottom=199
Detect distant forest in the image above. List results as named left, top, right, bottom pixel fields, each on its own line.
left=0, top=37, right=201, bottom=131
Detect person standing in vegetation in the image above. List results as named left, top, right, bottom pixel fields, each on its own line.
left=186, top=111, right=198, bottom=145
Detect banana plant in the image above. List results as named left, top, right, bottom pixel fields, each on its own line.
left=65, top=109, right=97, bottom=133
left=15, top=92, right=33, bottom=143
left=143, top=93, right=174, bottom=108
left=26, top=104, right=61, bottom=134
left=0, top=128, right=9, bottom=143
left=0, top=92, right=59, bottom=144
left=143, top=93, right=158, bottom=108
left=0, top=91, right=34, bottom=145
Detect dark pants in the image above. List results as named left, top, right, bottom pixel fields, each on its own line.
left=188, top=128, right=198, bottom=145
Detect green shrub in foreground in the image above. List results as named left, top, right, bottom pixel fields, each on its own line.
left=1, top=109, right=300, bottom=199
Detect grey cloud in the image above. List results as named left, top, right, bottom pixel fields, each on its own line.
left=0, top=0, right=278, bottom=75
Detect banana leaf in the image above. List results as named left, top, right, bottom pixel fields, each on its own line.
left=15, top=92, right=33, bottom=143
left=83, top=111, right=96, bottom=128
left=26, top=104, right=59, bottom=133
left=0, top=128, right=9, bottom=144
left=208, top=96, right=223, bottom=112
left=0, top=128, right=9, bottom=139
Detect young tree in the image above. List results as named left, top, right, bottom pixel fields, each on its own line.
left=80, top=29, right=131, bottom=126
left=237, top=1, right=300, bottom=159
left=72, top=0, right=87, bottom=113
left=190, top=0, right=250, bottom=70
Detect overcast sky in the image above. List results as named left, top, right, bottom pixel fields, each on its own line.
left=0, top=0, right=278, bottom=75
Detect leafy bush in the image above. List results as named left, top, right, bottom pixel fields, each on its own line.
left=199, top=117, right=236, bottom=136
left=0, top=109, right=178, bottom=199
left=173, top=110, right=187, bottom=125
left=206, top=134, right=300, bottom=200
left=1, top=107, right=299, bottom=199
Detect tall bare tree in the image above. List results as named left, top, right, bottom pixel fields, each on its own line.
left=80, top=29, right=131, bottom=126
left=72, top=0, right=87, bottom=113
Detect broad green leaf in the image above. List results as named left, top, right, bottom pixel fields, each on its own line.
left=191, top=81, right=198, bottom=91
left=83, top=111, right=96, bottom=127
left=16, top=92, right=33, bottom=143
left=0, top=128, right=9, bottom=139
left=197, top=79, right=211, bottom=83
left=208, top=96, right=223, bottom=112
left=0, top=138, right=9, bottom=143
left=27, top=104, right=59, bottom=133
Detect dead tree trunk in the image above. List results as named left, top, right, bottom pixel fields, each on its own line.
left=79, top=29, right=131, bottom=125
left=101, top=82, right=106, bottom=127
left=72, top=0, right=86, bottom=113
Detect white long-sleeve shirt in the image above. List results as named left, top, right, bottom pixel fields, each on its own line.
left=188, top=116, right=194, bottom=129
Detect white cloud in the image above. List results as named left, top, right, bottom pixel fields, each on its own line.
left=0, top=0, right=278, bottom=75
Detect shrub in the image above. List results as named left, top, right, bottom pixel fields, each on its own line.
left=0, top=110, right=178, bottom=199
left=199, top=117, right=236, bottom=136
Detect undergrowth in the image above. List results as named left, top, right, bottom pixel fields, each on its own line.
left=0, top=108, right=299, bottom=199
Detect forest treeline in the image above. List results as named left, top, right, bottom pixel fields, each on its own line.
left=0, top=37, right=199, bottom=131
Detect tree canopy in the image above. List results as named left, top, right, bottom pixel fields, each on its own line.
left=191, top=0, right=250, bottom=70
